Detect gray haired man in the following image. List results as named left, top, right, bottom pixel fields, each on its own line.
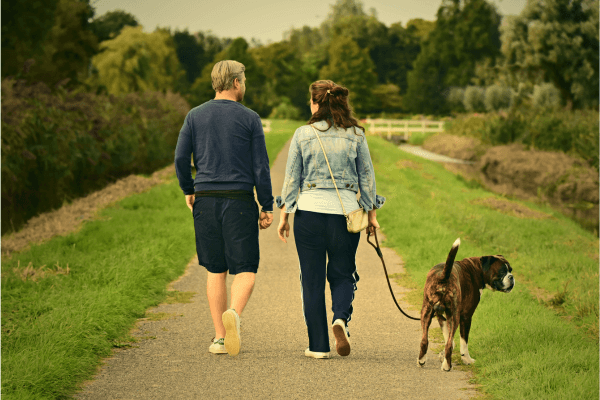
left=175, top=60, right=274, bottom=356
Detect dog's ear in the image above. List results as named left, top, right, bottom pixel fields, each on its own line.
left=481, top=256, right=498, bottom=272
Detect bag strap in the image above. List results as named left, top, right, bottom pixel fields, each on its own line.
left=310, top=124, right=348, bottom=217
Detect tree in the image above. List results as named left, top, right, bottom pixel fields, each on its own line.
left=1, top=0, right=60, bottom=77
left=252, top=41, right=312, bottom=118
left=190, top=38, right=270, bottom=116
left=90, top=10, right=138, bottom=43
left=319, top=36, right=377, bottom=114
left=500, top=0, right=599, bottom=109
left=2, top=0, right=97, bottom=86
left=406, top=18, right=435, bottom=42
left=90, top=26, right=183, bottom=94
left=406, top=0, right=502, bottom=114
left=172, top=29, right=205, bottom=85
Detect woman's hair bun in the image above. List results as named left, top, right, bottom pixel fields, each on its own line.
left=330, top=86, right=348, bottom=97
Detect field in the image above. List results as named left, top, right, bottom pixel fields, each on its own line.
left=2, top=120, right=598, bottom=399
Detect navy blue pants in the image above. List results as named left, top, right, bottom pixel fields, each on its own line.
left=294, top=210, right=361, bottom=353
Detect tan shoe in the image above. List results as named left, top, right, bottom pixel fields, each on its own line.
left=208, top=337, right=227, bottom=354
left=332, top=319, right=350, bottom=356
left=222, top=309, right=241, bottom=356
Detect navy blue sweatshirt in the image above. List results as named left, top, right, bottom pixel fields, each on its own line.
left=174, top=99, right=274, bottom=211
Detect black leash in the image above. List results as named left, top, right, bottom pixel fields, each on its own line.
left=366, top=230, right=421, bottom=321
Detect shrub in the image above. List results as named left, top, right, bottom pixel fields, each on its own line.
left=484, top=85, right=512, bottom=111
left=1, top=78, right=189, bottom=235
left=447, top=87, right=465, bottom=112
left=532, top=83, right=561, bottom=110
left=269, top=97, right=301, bottom=120
left=463, top=86, right=486, bottom=112
left=481, top=114, right=527, bottom=145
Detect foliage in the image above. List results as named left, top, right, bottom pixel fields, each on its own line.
left=90, top=9, right=139, bottom=43
left=1, top=0, right=60, bottom=77
left=447, top=87, right=465, bottom=112
left=319, top=36, right=377, bottom=114
left=371, top=84, right=403, bottom=113
left=2, top=0, right=98, bottom=87
left=406, top=0, right=501, bottom=114
left=532, top=83, right=562, bottom=111
left=1, top=78, right=189, bottom=234
left=463, top=86, right=486, bottom=112
left=449, top=110, right=599, bottom=169
left=269, top=97, right=302, bottom=120
left=90, top=26, right=184, bottom=95
left=252, top=41, right=312, bottom=119
left=484, top=84, right=512, bottom=111
left=500, top=0, right=599, bottom=109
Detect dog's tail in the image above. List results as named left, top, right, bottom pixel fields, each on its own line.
left=442, top=238, right=461, bottom=281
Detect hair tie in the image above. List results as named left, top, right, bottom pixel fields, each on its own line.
left=327, top=89, right=331, bottom=95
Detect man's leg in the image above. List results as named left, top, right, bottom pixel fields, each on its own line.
left=207, top=271, right=227, bottom=338
left=230, top=272, right=255, bottom=315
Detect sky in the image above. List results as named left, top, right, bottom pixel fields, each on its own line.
left=91, top=0, right=529, bottom=44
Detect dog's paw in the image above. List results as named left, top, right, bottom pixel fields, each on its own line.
left=441, top=359, right=452, bottom=372
left=417, top=355, right=427, bottom=367
left=461, top=354, right=476, bottom=365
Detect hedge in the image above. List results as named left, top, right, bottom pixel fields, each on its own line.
left=1, top=78, right=190, bottom=235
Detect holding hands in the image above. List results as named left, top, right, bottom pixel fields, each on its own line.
left=260, top=212, right=274, bottom=230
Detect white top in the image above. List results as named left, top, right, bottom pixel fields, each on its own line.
left=297, top=188, right=360, bottom=215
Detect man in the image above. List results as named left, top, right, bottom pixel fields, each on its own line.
left=174, top=60, right=274, bottom=356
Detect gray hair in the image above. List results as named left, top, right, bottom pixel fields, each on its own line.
left=211, top=60, right=245, bottom=92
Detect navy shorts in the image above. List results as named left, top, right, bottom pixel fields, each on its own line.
left=193, top=196, right=260, bottom=274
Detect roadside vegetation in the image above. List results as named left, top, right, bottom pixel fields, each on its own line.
left=368, top=136, right=599, bottom=399
left=0, top=121, right=299, bottom=399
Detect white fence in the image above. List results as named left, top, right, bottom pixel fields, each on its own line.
left=365, top=119, right=445, bottom=141
left=262, top=119, right=271, bottom=133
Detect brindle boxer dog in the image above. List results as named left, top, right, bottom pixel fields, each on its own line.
left=417, top=238, right=514, bottom=371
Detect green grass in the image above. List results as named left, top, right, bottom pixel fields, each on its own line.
left=0, top=120, right=298, bottom=399
left=368, top=135, right=599, bottom=399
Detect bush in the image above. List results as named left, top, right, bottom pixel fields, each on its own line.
left=447, top=87, right=465, bottom=112
left=269, top=97, right=301, bottom=120
left=484, top=85, right=512, bottom=111
left=532, top=83, right=561, bottom=110
left=481, top=114, right=527, bottom=145
left=1, top=78, right=189, bottom=235
left=463, top=86, right=486, bottom=112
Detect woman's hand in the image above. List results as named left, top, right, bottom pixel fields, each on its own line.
left=278, top=209, right=290, bottom=243
left=367, top=209, right=379, bottom=235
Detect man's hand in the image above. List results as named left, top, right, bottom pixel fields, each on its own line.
left=185, top=194, right=195, bottom=212
left=259, top=211, right=273, bottom=230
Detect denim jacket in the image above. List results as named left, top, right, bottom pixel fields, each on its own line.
left=275, top=120, right=386, bottom=213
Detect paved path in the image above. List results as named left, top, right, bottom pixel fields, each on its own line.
left=399, top=144, right=475, bottom=164
left=76, top=139, right=476, bottom=399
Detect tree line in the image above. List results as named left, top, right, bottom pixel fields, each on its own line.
left=2, top=0, right=598, bottom=119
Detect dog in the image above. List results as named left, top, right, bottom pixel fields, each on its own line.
left=417, top=238, right=514, bottom=371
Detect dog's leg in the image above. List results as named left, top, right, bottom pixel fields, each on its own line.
left=460, top=316, right=475, bottom=364
left=441, top=311, right=458, bottom=372
left=418, top=304, right=433, bottom=367
left=437, top=315, right=454, bottom=362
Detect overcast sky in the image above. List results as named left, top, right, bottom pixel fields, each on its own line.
left=91, top=0, right=528, bottom=44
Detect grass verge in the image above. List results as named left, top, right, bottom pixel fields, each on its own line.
left=369, top=135, right=599, bottom=399
left=0, top=120, right=299, bottom=399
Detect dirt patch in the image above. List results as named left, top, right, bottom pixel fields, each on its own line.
left=422, top=133, right=599, bottom=233
left=478, top=144, right=599, bottom=232
left=422, top=133, right=488, bottom=161
left=1, top=164, right=176, bottom=257
left=471, top=197, right=552, bottom=219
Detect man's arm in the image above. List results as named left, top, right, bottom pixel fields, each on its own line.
left=251, top=116, right=274, bottom=212
left=175, top=114, right=195, bottom=211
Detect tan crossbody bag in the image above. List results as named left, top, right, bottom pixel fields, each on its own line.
left=310, top=124, right=369, bottom=233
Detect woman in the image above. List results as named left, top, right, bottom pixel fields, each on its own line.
left=275, top=80, right=385, bottom=359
